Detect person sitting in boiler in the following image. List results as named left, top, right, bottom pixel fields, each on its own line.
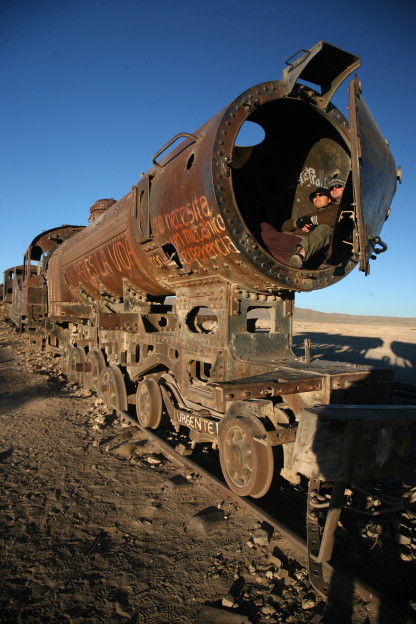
left=285, top=187, right=339, bottom=268
left=261, top=187, right=338, bottom=268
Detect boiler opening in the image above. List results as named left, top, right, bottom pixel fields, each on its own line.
left=231, top=98, right=354, bottom=270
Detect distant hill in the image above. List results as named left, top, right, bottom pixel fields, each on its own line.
left=294, top=307, right=416, bottom=327
left=169, top=296, right=414, bottom=327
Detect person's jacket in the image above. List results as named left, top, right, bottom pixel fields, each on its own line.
left=281, top=202, right=339, bottom=237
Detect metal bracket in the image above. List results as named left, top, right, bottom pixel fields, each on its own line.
left=369, top=236, right=388, bottom=257
left=282, top=41, right=360, bottom=109
left=253, top=426, right=297, bottom=446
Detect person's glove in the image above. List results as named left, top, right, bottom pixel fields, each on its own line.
left=294, top=215, right=313, bottom=229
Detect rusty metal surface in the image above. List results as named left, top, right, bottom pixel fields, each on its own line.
left=212, top=373, right=323, bottom=401
left=293, top=405, right=416, bottom=481
left=349, top=76, right=397, bottom=272
left=27, top=225, right=84, bottom=256
left=44, top=41, right=398, bottom=307
left=282, top=41, right=360, bottom=108
left=88, top=198, right=116, bottom=222
left=58, top=193, right=171, bottom=300
left=2, top=266, right=23, bottom=324
left=253, top=427, right=297, bottom=446
left=98, top=312, right=140, bottom=331
left=17, top=225, right=85, bottom=324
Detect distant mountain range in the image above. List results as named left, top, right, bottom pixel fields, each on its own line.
left=294, top=307, right=416, bottom=327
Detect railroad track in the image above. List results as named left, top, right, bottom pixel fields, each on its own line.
left=116, top=407, right=416, bottom=624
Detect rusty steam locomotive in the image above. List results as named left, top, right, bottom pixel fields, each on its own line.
left=2, top=42, right=415, bottom=587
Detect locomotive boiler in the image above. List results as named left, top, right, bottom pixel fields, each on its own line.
left=3, top=41, right=415, bottom=591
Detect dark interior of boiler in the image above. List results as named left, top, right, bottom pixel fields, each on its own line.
left=231, top=98, right=354, bottom=268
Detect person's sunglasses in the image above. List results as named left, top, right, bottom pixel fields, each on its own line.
left=330, top=184, right=343, bottom=190
left=313, top=192, right=326, bottom=197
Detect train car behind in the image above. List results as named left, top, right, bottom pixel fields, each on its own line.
left=3, top=226, right=84, bottom=335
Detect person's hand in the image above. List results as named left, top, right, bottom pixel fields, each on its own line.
left=295, top=215, right=313, bottom=229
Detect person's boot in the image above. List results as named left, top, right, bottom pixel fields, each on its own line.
left=289, top=253, right=304, bottom=268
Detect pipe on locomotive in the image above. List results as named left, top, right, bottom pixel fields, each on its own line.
left=46, top=41, right=397, bottom=316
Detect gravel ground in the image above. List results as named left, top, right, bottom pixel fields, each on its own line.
left=1, top=319, right=414, bottom=624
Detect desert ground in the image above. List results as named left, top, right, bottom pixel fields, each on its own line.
left=293, top=309, right=416, bottom=387
left=0, top=312, right=415, bottom=624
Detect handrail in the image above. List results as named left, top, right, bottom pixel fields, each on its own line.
left=152, top=132, right=198, bottom=169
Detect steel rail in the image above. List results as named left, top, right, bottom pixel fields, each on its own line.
left=119, top=410, right=416, bottom=624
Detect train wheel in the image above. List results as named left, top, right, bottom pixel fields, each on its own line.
left=135, top=378, right=163, bottom=429
left=60, top=345, right=72, bottom=375
left=67, top=346, right=87, bottom=385
left=85, top=349, right=106, bottom=392
left=99, top=365, right=128, bottom=414
left=219, top=414, right=274, bottom=498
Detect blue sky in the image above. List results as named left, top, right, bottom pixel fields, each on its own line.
left=1, top=0, right=415, bottom=318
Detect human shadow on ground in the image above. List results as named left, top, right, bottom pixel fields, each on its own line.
left=293, top=331, right=416, bottom=386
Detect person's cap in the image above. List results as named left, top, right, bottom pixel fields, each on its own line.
left=309, top=187, right=331, bottom=202
left=328, top=177, right=346, bottom=189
